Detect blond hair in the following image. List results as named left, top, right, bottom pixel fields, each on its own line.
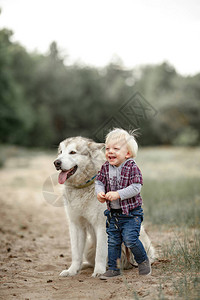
left=105, top=128, right=138, bottom=158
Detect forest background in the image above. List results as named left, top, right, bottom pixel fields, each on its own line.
left=0, top=26, right=200, bottom=149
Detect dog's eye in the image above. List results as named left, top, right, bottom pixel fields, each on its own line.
left=59, top=150, right=62, bottom=154
left=69, top=151, right=76, bottom=154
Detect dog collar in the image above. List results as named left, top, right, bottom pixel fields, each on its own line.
left=73, top=175, right=97, bottom=189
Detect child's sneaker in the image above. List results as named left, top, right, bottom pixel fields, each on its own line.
left=138, top=258, right=151, bottom=276
left=100, top=269, right=121, bottom=280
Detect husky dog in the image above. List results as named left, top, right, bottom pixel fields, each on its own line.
left=54, top=136, right=155, bottom=277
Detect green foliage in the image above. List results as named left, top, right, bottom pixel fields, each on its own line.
left=0, top=29, right=34, bottom=145
left=0, top=26, right=200, bottom=147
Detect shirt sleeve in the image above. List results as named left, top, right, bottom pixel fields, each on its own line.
left=95, top=180, right=105, bottom=195
left=117, top=183, right=142, bottom=200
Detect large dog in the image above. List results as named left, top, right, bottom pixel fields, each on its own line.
left=54, top=136, right=155, bottom=277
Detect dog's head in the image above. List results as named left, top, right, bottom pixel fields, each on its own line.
left=54, top=136, right=105, bottom=185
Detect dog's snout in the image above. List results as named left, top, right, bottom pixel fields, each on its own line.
left=54, top=159, right=62, bottom=170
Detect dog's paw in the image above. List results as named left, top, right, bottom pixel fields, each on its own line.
left=59, top=269, right=70, bottom=277
left=91, top=272, right=102, bottom=278
left=92, top=267, right=106, bottom=278
left=59, top=268, right=79, bottom=277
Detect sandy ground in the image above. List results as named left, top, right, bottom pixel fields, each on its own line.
left=0, top=150, right=188, bottom=300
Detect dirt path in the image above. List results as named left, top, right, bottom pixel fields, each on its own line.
left=0, top=152, right=180, bottom=299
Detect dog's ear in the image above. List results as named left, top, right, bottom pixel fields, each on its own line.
left=58, top=144, right=61, bottom=154
left=87, top=142, right=105, bottom=157
left=88, top=142, right=105, bottom=152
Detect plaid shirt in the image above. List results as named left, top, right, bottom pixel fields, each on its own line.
left=96, top=159, right=143, bottom=215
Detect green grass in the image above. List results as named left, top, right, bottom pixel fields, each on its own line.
left=135, top=147, right=200, bottom=228
left=173, top=275, right=200, bottom=300
left=161, top=230, right=200, bottom=272
left=160, top=230, right=200, bottom=300
left=142, top=178, right=200, bottom=227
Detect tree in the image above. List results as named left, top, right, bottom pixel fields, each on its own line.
left=0, top=25, right=200, bottom=147
left=0, top=29, right=34, bottom=144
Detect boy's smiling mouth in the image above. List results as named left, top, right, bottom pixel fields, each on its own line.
left=108, top=156, right=116, bottom=160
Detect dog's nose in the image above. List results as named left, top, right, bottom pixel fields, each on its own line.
left=54, top=159, right=61, bottom=169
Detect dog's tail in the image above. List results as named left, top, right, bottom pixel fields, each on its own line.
left=140, top=225, right=156, bottom=264
left=121, top=226, right=156, bottom=270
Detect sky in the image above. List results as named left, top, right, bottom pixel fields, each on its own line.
left=0, top=0, right=200, bottom=76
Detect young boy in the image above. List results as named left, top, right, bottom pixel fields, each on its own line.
left=95, top=128, right=151, bottom=279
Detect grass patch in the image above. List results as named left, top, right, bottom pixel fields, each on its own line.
left=161, top=230, right=200, bottom=272
left=173, top=275, right=200, bottom=300
left=142, top=178, right=200, bottom=228
left=160, top=230, right=200, bottom=300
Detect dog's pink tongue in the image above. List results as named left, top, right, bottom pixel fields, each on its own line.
left=58, top=171, right=68, bottom=184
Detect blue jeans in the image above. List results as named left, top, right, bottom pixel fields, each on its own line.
left=105, top=207, right=147, bottom=271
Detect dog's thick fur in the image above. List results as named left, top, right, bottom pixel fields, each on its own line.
left=54, top=136, right=155, bottom=277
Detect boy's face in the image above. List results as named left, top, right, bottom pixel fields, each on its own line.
left=105, top=139, right=131, bottom=167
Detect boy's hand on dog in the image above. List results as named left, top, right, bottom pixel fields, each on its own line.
left=97, top=192, right=106, bottom=203
left=105, top=191, right=120, bottom=201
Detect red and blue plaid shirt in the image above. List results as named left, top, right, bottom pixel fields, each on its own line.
left=96, top=159, right=143, bottom=215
